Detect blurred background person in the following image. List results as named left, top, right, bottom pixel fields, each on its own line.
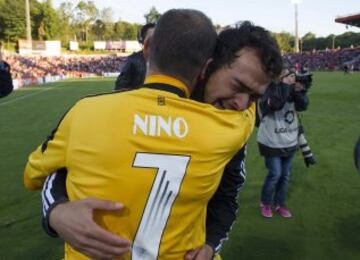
left=0, top=41, right=13, bottom=98
left=114, top=23, right=156, bottom=90
left=355, top=137, right=360, bottom=173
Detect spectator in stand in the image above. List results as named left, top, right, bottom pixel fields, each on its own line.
left=114, top=23, right=156, bottom=90
left=2, top=45, right=358, bottom=86
left=284, top=46, right=360, bottom=71
left=3, top=55, right=125, bottom=81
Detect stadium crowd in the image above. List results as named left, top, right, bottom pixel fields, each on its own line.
left=2, top=46, right=359, bottom=81
left=3, top=55, right=125, bottom=80
left=284, top=46, right=360, bottom=71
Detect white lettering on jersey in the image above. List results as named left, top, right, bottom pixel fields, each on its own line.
left=133, top=114, right=188, bottom=138
left=133, top=114, right=148, bottom=135
left=173, top=117, right=188, bottom=138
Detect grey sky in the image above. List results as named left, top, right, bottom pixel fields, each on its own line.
left=52, top=0, right=360, bottom=37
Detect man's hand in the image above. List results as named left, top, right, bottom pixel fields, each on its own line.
left=294, top=82, right=305, bottom=92
left=49, top=197, right=131, bottom=259
left=184, top=244, right=214, bottom=260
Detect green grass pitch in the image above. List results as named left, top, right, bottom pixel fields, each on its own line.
left=0, top=73, right=359, bottom=259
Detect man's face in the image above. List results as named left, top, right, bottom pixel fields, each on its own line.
left=204, top=47, right=270, bottom=111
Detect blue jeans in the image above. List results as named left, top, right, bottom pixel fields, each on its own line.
left=260, top=154, right=294, bottom=206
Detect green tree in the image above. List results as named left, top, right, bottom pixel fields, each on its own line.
left=100, top=7, right=113, bottom=23
left=302, top=32, right=316, bottom=42
left=74, top=0, right=98, bottom=41
left=336, top=32, right=360, bottom=48
left=32, top=0, right=60, bottom=40
left=57, top=1, right=76, bottom=44
left=144, top=6, right=161, bottom=23
left=301, top=32, right=317, bottom=51
left=113, top=21, right=137, bottom=40
left=0, top=0, right=61, bottom=42
left=272, top=32, right=294, bottom=53
left=98, top=7, right=114, bottom=40
left=0, top=0, right=26, bottom=41
left=91, top=19, right=106, bottom=40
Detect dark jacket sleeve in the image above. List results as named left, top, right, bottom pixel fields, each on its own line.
left=355, top=137, right=360, bottom=172
left=293, top=91, right=309, bottom=111
left=0, top=62, right=13, bottom=98
left=114, top=51, right=146, bottom=91
left=206, top=146, right=247, bottom=253
left=114, top=56, right=135, bottom=90
left=41, top=168, right=69, bottom=237
left=258, top=82, right=291, bottom=117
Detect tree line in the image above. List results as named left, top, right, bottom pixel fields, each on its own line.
left=0, top=0, right=161, bottom=46
left=0, top=0, right=358, bottom=51
left=272, top=31, right=360, bottom=52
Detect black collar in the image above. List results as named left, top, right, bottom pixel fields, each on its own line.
left=142, top=83, right=187, bottom=98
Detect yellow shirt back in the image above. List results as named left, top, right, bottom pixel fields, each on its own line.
left=24, top=75, right=255, bottom=260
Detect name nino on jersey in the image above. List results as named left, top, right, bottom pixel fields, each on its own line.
left=133, top=114, right=189, bottom=138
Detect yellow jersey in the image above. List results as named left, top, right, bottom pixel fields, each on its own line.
left=24, top=75, right=255, bottom=259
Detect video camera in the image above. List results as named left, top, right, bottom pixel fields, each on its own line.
left=295, top=72, right=313, bottom=91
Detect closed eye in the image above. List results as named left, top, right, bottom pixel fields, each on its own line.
left=234, top=79, right=263, bottom=100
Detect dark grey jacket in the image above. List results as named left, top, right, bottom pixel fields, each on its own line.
left=0, top=61, right=13, bottom=98
left=114, top=51, right=146, bottom=91
left=257, top=82, right=309, bottom=157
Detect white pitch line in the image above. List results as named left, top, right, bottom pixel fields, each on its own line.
left=0, top=86, right=59, bottom=107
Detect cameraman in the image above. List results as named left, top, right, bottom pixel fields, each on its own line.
left=257, top=67, right=309, bottom=218
left=0, top=41, right=13, bottom=98
left=114, top=23, right=155, bottom=91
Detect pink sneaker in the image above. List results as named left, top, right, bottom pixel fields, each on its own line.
left=275, top=206, right=292, bottom=218
left=260, top=203, right=273, bottom=218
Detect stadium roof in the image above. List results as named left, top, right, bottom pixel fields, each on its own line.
left=335, top=13, right=360, bottom=28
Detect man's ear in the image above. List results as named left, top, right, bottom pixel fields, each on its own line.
left=143, top=34, right=152, bottom=62
left=191, top=58, right=213, bottom=91
left=200, top=58, right=213, bottom=80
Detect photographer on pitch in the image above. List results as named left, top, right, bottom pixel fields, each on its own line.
left=257, top=65, right=314, bottom=218
left=0, top=41, right=13, bottom=98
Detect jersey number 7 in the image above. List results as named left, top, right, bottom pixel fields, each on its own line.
left=131, top=152, right=191, bottom=259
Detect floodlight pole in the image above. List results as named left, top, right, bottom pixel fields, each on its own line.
left=25, top=0, right=32, bottom=42
left=294, top=2, right=300, bottom=53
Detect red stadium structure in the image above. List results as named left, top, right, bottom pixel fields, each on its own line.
left=335, top=13, right=360, bottom=28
